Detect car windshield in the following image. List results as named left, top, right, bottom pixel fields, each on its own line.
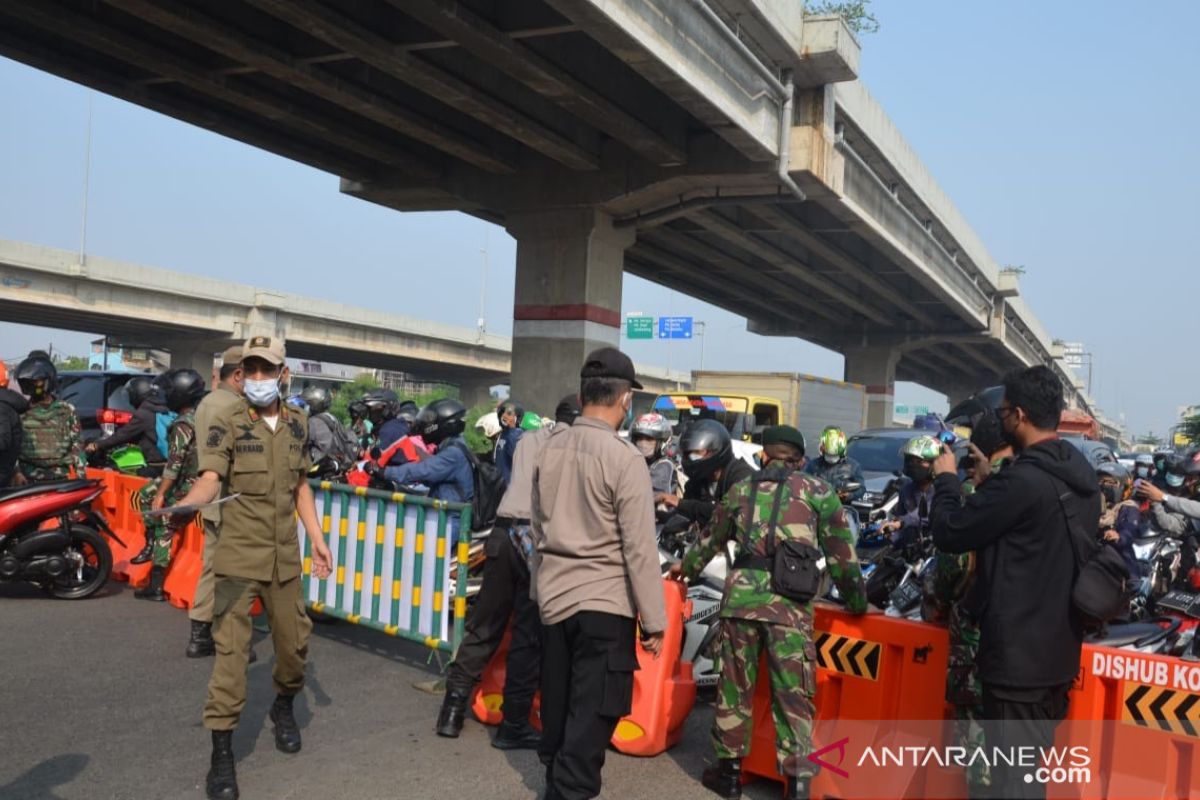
left=847, top=434, right=905, bottom=474
left=58, top=374, right=104, bottom=411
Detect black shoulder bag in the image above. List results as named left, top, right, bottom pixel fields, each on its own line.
left=735, top=470, right=824, bottom=603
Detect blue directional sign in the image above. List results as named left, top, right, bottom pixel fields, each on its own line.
left=657, top=316, right=693, bottom=340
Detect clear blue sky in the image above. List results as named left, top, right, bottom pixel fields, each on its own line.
left=1, top=0, right=1196, bottom=436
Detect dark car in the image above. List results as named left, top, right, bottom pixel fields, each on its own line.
left=847, top=426, right=970, bottom=512
left=57, top=370, right=155, bottom=444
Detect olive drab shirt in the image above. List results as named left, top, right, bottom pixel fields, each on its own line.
left=680, top=463, right=868, bottom=625
left=198, top=402, right=311, bottom=582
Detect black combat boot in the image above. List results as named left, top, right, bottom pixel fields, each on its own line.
left=435, top=688, right=470, bottom=738
left=492, top=716, right=541, bottom=750
left=784, top=776, right=810, bottom=800
left=134, top=566, right=166, bottom=601
left=269, top=693, right=302, bottom=753
left=701, top=758, right=743, bottom=799
left=130, top=535, right=154, bottom=565
left=186, top=621, right=215, bottom=658
left=205, top=730, right=238, bottom=800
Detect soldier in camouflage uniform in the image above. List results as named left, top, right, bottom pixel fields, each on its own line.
left=14, top=354, right=86, bottom=483
left=671, top=425, right=867, bottom=800
left=132, top=369, right=207, bottom=601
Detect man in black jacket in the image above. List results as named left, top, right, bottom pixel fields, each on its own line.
left=660, top=419, right=755, bottom=527
left=0, top=365, right=29, bottom=486
left=930, top=366, right=1099, bottom=800
left=86, top=375, right=168, bottom=467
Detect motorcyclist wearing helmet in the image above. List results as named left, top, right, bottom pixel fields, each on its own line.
left=380, top=398, right=474, bottom=545
left=803, top=426, right=865, bottom=503
left=1152, top=449, right=1173, bottom=491
left=131, top=369, right=208, bottom=600
left=15, top=352, right=86, bottom=483
left=300, top=385, right=359, bottom=469
left=882, top=435, right=942, bottom=546
left=1096, top=462, right=1141, bottom=580
left=662, top=419, right=754, bottom=526
left=493, top=399, right=525, bottom=487
left=362, top=388, right=407, bottom=451
left=348, top=398, right=372, bottom=451
left=1139, top=451, right=1200, bottom=586
left=631, top=412, right=680, bottom=503
left=86, top=374, right=170, bottom=467
left=1132, top=453, right=1155, bottom=484
left=0, top=361, right=29, bottom=487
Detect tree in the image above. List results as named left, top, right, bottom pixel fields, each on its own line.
left=53, top=355, right=89, bottom=371
left=1137, top=432, right=1163, bottom=447
left=804, top=1, right=880, bottom=35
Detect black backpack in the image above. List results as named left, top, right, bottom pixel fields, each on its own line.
left=451, top=440, right=505, bottom=531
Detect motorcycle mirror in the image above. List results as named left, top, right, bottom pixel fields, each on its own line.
left=842, top=482, right=863, bottom=493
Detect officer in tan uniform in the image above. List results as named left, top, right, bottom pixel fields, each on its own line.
left=172, top=336, right=332, bottom=800
left=185, top=346, right=244, bottom=659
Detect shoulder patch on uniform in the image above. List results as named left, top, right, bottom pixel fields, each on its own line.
left=206, top=425, right=226, bottom=448
left=289, top=418, right=305, bottom=440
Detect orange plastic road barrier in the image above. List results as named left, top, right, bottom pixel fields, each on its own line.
left=470, top=580, right=697, bottom=757
left=470, top=625, right=541, bottom=728
left=744, top=607, right=965, bottom=797
left=611, top=579, right=696, bottom=756
left=85, top=467, right=208, bottom=609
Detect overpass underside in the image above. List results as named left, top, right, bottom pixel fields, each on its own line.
left=0, top=0, right=1068, bottom=419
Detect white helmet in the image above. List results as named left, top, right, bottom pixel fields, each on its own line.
left=631, top=412, right=672, bottom=441
left=475, top=411, right=501, bottom=439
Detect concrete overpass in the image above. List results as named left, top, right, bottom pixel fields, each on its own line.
left=0, top=0, right=1090, bottom=421
left=0, top=239, right=690, bottom=405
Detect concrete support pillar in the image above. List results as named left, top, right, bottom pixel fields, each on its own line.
left=844, top=345, right=899, bottom=429
left=164, top=340, right=222, bottom=388
left=506, top=209, right=635, bottom=412
left=457, top=378, right=496, bottom=411
left=944, top=383, right=975, bottom=409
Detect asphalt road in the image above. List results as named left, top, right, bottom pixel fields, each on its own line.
left=0, top=580, right=788, bottom=800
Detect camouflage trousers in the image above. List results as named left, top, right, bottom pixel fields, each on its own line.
left=946, top=604, right=989, bottom=791
left=713, top=617, right=815, bottom=777
left=137, top=478, right=193, bottom=568
left=19, top=464, right=72, bottom=482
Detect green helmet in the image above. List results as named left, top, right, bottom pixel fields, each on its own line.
left=819, top=427, right=848, bottom=459
left=519, top=411, right=544, bottom=431
left=902, top=435, right=942, bottom=461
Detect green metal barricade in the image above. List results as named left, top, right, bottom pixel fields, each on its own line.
left=298, top=481, right=472, bottom=652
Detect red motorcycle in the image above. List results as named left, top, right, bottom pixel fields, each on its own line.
left=0, top=479, right=122, bottom=599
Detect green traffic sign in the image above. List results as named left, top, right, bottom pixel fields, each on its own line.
left=626, top=316, right=654, bottom=339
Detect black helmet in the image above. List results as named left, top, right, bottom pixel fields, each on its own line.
left=396, top=400, right=420, bottom=427
left=678, top=419, right=733, bottom=481
left=158, top=368, right=206, bottom=412
left=15, top=353, right=57, bottom=398
left=416, top=398, right=467, bottom=445
left=301, top=385, right=332, bottom=415
left=348, top=399, right=368, bottom=421
left=125, top=375, right=160, bottom=408
left=362, top=388, right=399, bottom=418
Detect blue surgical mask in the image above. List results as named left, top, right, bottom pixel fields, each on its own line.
left=1136, top=466, right=1151, bottom=479
left=1166, top=473, right=1185, bottom=488
left=244, top=377, right=280, bottom=408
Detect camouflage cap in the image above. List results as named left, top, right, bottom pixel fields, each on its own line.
left=220, top=346, right=243, bottom=366
left=242, top=335, right=285, bottom=366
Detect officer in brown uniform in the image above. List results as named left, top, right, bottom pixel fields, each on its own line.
left=185, top=346, right=244, bottom=659
left=172, top=336, right=332, bottom=800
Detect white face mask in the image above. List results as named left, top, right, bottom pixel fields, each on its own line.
left=244, top=377, right=280, bottom=407
left=635, top=439, right=658, bottom=458
left=824, top=453, right=843, bottom=465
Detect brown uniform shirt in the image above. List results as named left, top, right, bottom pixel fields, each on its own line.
left=198, top=402, right=311, bottom=582
left=192, top=383, right=244, bottom=525
left=531, top=416, right=666, bottom=633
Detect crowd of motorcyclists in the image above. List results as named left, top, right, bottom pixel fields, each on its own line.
left=5, top=344, right=1200, bottom=800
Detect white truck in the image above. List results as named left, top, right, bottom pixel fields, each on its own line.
left=652, top=370, right=868, bottom=447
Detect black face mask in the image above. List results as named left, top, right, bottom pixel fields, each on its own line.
left=903, top=462, right=932, bottom=484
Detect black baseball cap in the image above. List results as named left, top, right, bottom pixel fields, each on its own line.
left=580, top=347, right=642, bottom=390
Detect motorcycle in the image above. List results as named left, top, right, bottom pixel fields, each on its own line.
left=0, top=479, right=121, bottom=599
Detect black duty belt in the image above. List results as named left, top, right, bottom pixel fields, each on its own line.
left=495, top=516, right=530, bottom=528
